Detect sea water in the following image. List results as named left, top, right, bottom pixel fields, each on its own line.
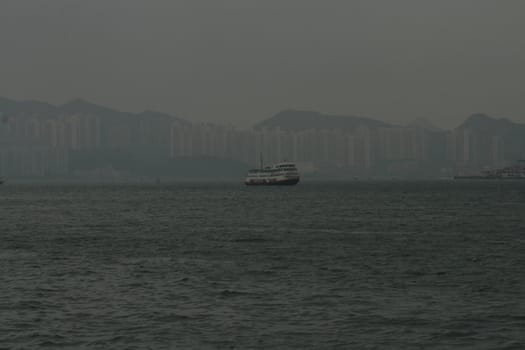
left=1, top=181, right=524, bottom=349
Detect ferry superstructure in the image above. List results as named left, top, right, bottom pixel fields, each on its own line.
left=244, top=162, right=300, bottom=185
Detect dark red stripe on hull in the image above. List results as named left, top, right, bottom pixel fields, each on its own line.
left=245, top=178, right=299, bottom=186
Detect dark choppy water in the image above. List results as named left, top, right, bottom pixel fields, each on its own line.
left=1, top=181, right=525, bottom=349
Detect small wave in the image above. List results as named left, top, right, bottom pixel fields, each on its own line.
left=155, top=313, right=195, bottom=322
left=38, top=340, right=62, bottom=348
left=219, top=290, right=254, bottom=298
left=244, top=269, right=275, bottom=275
left=499, top=341, right=525, bottom=350
left=0, top=249, right=36, bottom=260
left=14, top=300, right=48, bottom=310
left=231, top=237, right=277, bottom=243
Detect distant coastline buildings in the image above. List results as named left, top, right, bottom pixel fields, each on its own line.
left=170, top=121, right=507, bottom=178
left=0, top=98, right=522, bottom=179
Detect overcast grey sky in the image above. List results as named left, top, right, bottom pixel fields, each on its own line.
left=0, top=0, right=523, bottom=127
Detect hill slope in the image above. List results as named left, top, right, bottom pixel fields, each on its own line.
left=458, top=113, right=525, bottom=161
left=0, top=97, right=188, bottom=124
left=255, top=110, right=392, bottom=131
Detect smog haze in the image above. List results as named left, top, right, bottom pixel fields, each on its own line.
left=0, top=0, right=524, bottom=127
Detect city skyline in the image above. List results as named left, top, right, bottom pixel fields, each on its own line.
left=1, top=96, right=523, bottom=179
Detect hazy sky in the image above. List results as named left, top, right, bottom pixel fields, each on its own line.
left=0, top=0, right=523, bottom=128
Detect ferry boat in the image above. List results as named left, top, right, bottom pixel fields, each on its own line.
left=454, top=160, right=525, bottom=180
left=245, top=162, right=300, bottom=186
